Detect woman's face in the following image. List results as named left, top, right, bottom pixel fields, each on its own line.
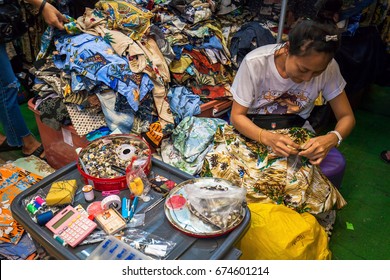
left=285, top=51, right=333, bottom=83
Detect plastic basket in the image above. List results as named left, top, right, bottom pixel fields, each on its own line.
left=77, top=134, right=151, bottom=191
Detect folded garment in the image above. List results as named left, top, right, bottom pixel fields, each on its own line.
left=46, top=179, right=78, bottom=206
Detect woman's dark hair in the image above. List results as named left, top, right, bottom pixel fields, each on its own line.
left=287, top=0, right=342, bottom=57
left=288, top=19, right=341, bottom=57
left=315, top=0, right=343, bottom=23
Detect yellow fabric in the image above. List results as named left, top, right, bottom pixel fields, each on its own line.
left=46, top=179, right=78, bottom=206
left=237, top=203, right=331, bottom=260
left=145, top=121, right=163, bottom=147
left=169, top=56, right=193, bottom=73
left=96, top=1, right=153, bottom=41
left=314, top=91, right=325, bottom=106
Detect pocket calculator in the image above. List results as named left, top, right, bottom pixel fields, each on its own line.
left=46, top=205, right=97, bottom=247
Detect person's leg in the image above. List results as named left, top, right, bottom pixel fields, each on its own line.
left=0, top=43, right=30, bottom=147
left=0, top=43, right=44, bottom=157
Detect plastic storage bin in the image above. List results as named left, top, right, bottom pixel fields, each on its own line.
left=11, top=158, right=251, bottom=260
left=197, top=99, right=232, bottom=118
left=28, top=98, right=90, bottom=169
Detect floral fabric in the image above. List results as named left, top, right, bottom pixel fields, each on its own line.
left=201, top=124, right=347, bottom=215
left=0, top=163, right=42, bottom=244
left=161, top=116, right=227, bottom=174
left=53, top=33, right=153, bottom=112
left=160, top=116, right=347, bottom=215
left=95, top=0, right=154, bottom=41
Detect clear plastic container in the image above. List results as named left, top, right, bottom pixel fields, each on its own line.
left=87, top=236, right=153, bottom=260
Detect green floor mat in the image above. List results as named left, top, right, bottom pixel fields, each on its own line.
left=329, top=109, right=390, bottom=259
left=0, top=102, right=40, bottom=141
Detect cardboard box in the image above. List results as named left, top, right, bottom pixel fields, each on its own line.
left=28, top=99, right=89, bottom=169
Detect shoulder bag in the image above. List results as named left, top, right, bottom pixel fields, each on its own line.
left=247, top=114, right=307, bottom=130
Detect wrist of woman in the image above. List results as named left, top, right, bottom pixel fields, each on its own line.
left=37, top=0, right=47, bottom=16
left=258, top=128, right=267, bottom=145
left=327, top=132, right=340, bottom=148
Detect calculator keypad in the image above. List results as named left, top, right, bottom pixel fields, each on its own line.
left=59, top=215, right=96, bottom=247
left=46, top=206, right=98, bottom=248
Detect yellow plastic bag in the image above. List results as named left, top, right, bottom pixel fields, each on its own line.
left=237, top=203, right=331, bottom=260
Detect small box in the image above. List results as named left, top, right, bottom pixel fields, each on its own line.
left=94, top=208, right=126, bottom=235
left=46, top=179, right=78, bottom=206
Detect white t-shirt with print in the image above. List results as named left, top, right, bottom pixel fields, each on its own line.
left=231, top=44, right=346, bottom=119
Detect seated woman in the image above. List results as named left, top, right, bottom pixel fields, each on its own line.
left=161, top=0, right=354, bottom=259
left=217, top=6, right=355, bottom=259
left=202, top=14, right=355, bottom=209
left=230, top=19, right=355, bottom=165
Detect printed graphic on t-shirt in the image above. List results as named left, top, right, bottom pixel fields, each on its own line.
left=253, top=89, right=312, bottom=114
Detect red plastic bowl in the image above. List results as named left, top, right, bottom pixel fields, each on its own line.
left=77, top=134, right=151, bottom=192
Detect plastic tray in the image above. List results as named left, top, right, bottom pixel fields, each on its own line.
left=165, top=178, right=247, bottom=238
left=11, top=158, right=250, bottom=260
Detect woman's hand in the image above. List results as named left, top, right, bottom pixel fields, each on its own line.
left=298, top=134, right=336, bottom=165
left=298, top=90, right=356, bottom=165
left=41, top=2, right=67, bottom=30
left=231, top=101, right=302, bottom=157
left=262, top=130, right=301, bottom=157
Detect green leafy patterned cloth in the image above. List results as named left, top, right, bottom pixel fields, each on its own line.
left=161, top=117, right=227, bottom=175
left=12, top=155, right=55, bottom=177
left=201, top=124, right=346, bottom=215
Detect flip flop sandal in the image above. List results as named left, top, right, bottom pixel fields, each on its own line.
left=22, top=144, right=46, bottom=160
left=0, top=139, right=22, bottom=152
left=380, top=150, right=390, bottom=164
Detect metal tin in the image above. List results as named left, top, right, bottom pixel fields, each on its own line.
left=164, top=178, right=246, bottom=238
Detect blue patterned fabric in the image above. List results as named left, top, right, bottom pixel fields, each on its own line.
left=161, top=116, right=227, bottom=175
left=167, top=86, right=202, bottom=125
left=53, top=33, right=153, bottom=111
left=0, top=233, right=36, bottom=259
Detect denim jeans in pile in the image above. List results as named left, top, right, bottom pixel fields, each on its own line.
left=96, top=91, right=134, bottom=134
left=0, top=43, right=31, bottom=147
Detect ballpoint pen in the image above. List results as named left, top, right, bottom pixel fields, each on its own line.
left=127, top=196, right=139, bottom=222
left=111, top=165, right=126, bottom=175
